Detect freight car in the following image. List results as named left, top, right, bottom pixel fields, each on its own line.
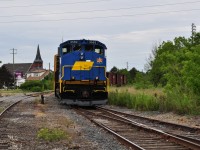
left=106, top=72, right=127, bottom=86
left=54, top=39, right=108, bottom=106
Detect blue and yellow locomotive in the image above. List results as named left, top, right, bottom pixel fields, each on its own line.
left=54, top=39, right=108, bottom=106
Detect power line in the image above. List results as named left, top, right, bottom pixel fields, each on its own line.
left=1, top=0, right=200, bottom=18
left=0, top=8, right=199, bottom=24
left=0, top=0, right=111, bottom=9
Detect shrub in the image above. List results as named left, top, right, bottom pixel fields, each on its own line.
left=20, top=78, right=53, bottom=92
left=20, top=81, right=43, bottom=91
left=31, top=86, right=42, bottom=92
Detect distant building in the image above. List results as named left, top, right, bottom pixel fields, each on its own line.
left=26, top=69, right=50, bottom=81
left=0, top=45, right=51, bottom=88
left=0, top=63, right=32, bottom=87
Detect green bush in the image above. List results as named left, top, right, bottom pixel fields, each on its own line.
left=20, top=81, right=43, bottom=91
left=37, top=128, right=68, bottom=142
left=31, top=86, right=42, bottom=92
left=20, top=76, right=53, bottom=92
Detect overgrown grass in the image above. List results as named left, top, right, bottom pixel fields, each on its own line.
left=108, top=90, right=159, bottom=111
left=161, top=90, right=200, bottom=115
left=108, top=86, right=200, bottom=115
left=37, top=128, right=68, bottom=142
left=0, top=89, right=24, bottom=93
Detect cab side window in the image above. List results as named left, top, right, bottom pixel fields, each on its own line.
left=94, top=45, right=104, bottom=55
left=62, top=45, right=72, bottom=54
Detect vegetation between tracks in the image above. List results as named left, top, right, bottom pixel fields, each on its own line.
left=37, top=128, right=68, bottom=142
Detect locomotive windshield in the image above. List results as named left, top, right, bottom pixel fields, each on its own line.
left=73, top=44, right=81, bottom=51
left=62, top=43, right=104, bottom=55
left=85, top=44, right=104, bottom=55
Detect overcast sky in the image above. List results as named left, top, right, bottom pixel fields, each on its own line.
left=0, top=0, right=200, bottom=71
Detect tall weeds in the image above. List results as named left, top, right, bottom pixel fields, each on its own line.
left=108, top=90, right=159, bottom=111
left=108, top=88, right=200, bottom=115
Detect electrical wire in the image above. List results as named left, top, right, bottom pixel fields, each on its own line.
left=0, top=0, right=199, bottom=18
left=0, top=0, right=111, bottom=8
left=0, top=8, right=199, bottom=24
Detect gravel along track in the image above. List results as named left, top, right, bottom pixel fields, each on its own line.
left=75, top=108, right=200, bottom=150
left=0, top=94, right=127, bottom=150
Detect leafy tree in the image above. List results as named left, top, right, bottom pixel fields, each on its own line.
left=129, top=67, right=138, bottom=81
left=193, top=32, right=200, bottom=46
left=110, top=66, right=118, bottom=73
left=147, top=29, right=200, bottom=105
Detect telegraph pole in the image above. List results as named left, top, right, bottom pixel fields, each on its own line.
left=10, top=48, right=17, bottom=85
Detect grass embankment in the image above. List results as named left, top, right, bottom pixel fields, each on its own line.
left=108, top=86, right=200, bottom=115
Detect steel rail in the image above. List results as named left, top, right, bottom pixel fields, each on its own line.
left=0, top=100, right=22, bottom=119
left=98, top=106, right=200, bottom=131
left=74, top=108, right=145, bottom=150
left=98, top=106, right=200, bottom=145
left=96, top=107, right=200, bottom=150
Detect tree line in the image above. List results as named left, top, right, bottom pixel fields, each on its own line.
left=111, top=24, right=200, bottom=112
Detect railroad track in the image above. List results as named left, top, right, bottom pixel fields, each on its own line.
left=98, top=107, right=200, bottom=145
left=74, top=107, right=200, bottom=150
left=0, top=100, right=22, bottom=149
left=0, top=93, right=46, bottom=149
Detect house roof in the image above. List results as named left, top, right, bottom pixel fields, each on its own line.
left=26, top=70, right=50, bottom=81
left=28, top=69, right=46, bottom=73
left=3, top=63, right=32, bottom=75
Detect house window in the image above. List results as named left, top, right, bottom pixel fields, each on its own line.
left=34, top=73, right=39, bottom=77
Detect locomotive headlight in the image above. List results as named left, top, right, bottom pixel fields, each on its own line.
left=95, top=76, right=99, bottom=80
left=80, top=52, right=84, bottom=60
left=71, top=76, right=75, bottom=80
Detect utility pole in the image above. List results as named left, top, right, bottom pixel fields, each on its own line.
left=49, top=63, right=50, bottom=71
left=192, top=23, right=196, bottom=45
left=10, top=48, right=17, bottom=85
left=126, top=62, right=129, bottom=71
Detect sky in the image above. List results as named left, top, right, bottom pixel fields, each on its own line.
left=0, top=0, right=200, bottom=72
